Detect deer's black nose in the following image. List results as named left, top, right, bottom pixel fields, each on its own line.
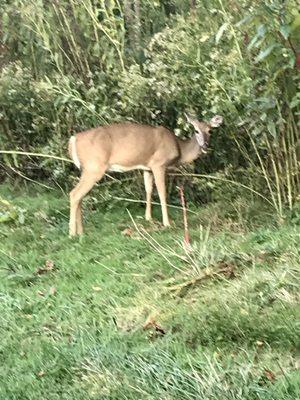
left=201, top=142, right=208, bottom=153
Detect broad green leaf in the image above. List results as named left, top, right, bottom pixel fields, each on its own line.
left=248, top=34, right=260, bottom=50
left=12, top=153, right=19, bottom=168
left=267, top=121, right=277, bottom=138
left=248, top=25, right=266, bottom=50
left=254, top=97, right=276, bottom=110
left=257, top=24, right=266, bottom=37
left=290, top=94, right=300, bottom=109
left=235, top=15, right=252, bottom=27
left=215, top=23, right=228, bottom=44
left=254, top=37, right=266, bottom=49
left=18, top=210, right=25, bottom=225
left=291, top=14, right=300, bottom=31
left=0, top=198, right=18, bottom=223
left=279, top=25, right=291, bottom=40
left=255, top=44, right=277, bottom=63
left=260, top=113, right=267, bottom=121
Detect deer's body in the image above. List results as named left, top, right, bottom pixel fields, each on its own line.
left=68, top=116, right=222, bottom=236
left=71, top=123, right=182, bottom=173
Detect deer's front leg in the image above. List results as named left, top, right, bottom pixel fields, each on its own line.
left=143, top=171, right=154, bottom=221
left=152, top=166, right=170, bottom=227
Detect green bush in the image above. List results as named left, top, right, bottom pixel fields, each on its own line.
left=0, top=0, right=299, bottom=213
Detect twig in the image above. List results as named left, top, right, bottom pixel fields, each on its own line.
left=6, top=163, right=68, bottom=196
left=178, top=185, right=191, bottom=247
left=111, top=195, right=197, bottom=214
left=5, top=165, right=54, bottom=190
left=0, top=150, right=72, bottom=163
left=167, top=266, right=234, bottom=295
left=276, top=360, right=291, bottom=387
left=169, top=172, right=274, bottom=207
left=0, top=150, right=117, bottom=180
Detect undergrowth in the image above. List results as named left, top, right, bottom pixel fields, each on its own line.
left=0, top=184, right=299, bottom=400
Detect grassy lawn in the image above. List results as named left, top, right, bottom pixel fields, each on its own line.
left=0, top=183, right=299, bottom=400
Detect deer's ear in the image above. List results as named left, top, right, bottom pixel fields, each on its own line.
left=195, top=131, right=205, bottom=147
left=210, top=115, right=223, bottom=127
left=185, top=113, right=198, bottom=129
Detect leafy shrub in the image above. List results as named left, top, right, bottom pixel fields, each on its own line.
left=0, top=0, right=299, bottom=213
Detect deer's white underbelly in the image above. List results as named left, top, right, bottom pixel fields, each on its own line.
left=108, top=164, right=151, bottom=173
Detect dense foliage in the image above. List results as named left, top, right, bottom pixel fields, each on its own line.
left=0, top=0, right=299, bottom=215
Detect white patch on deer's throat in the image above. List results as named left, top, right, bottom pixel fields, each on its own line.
left=108, top=164, right=150, bottom=173
left=195, top=131, right=205, bottom=147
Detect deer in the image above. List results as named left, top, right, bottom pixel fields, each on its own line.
left=68, top=114, right=223, bottom=236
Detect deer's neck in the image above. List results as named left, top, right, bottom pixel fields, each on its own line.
left=177, top=135, right=201, bottom=165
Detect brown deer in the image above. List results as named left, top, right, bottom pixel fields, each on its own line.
left=68, top=114, right=223, bottom=236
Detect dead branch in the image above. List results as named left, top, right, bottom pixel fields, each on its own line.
left=167, top=265, right=235, bottom=296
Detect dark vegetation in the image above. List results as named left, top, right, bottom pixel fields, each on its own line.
left=0, top=0, right=299, bottom=215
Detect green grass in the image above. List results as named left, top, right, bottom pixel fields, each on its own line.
left=0, top=183, right=299, bottom=400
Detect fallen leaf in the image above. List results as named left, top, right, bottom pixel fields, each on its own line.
left=92, top=286, right=102, bottom=292
left=217, top=261, right=236, bottom=278
left=35, top=259, right=55, bottom=275
left=264, top=369, right=276, bottom=382
left=154, top=324, right=166, bottom=335
left=296, top=53, right=300, bottom=70
left=35, top=268, right=49, bottom=275
left=152, top=272, right=166, bottom=280
left=183, top=240, right=193, bottom=253
left=143, top=315, right=156, bottom=330
left=37, top=290, right=45, bottom=296
left=49, top=287, right=57, bottom=295
left=121, top=227, right=134, bottom=237
left=42, top=326, right=51, bottom=332
left=224, top=266, right=236, bottom=278
left=143, top=315, right=166, bottom=335
left=37, top=371, right=46, bottom=378
left=45, top=260, right=54, bottom=269
left=256, top=340, right=264, bottom=347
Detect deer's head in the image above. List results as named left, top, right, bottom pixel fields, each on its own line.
left=185, top=114, right=223, bottom=153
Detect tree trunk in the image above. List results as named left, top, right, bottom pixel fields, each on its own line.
left=124, top=0, right=141, bottom=58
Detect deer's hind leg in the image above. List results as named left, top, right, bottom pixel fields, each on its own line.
left=69, top=166, right=106, bottom=236
left=75, top=201, right=83, bottom=235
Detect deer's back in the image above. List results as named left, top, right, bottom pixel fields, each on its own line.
left=75, top=123, right=180, bottom=170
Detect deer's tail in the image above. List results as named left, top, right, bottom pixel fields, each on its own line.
left=68, top=136, right=81, bottom=169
